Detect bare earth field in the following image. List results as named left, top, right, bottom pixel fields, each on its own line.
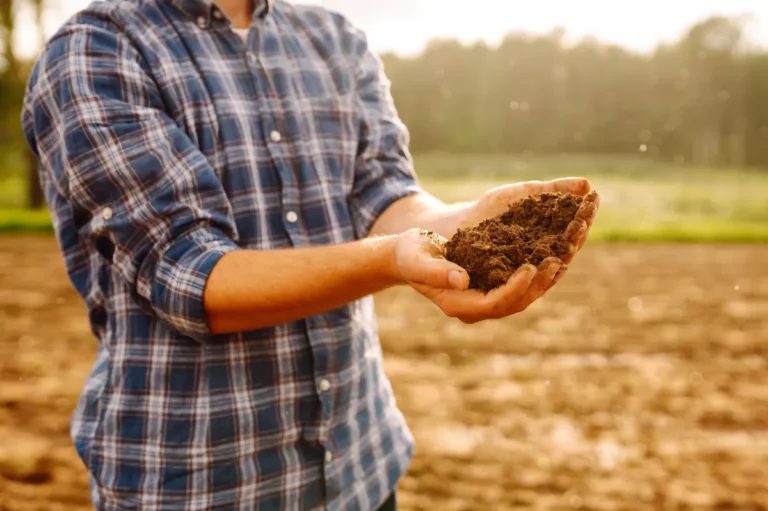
left=1, top=236, right=767, bottom=510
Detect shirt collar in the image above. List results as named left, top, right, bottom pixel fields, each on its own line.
left=169, top=0, right=272, bottom=23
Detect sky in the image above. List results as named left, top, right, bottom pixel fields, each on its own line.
left=14, top=0, right=768, bottom=59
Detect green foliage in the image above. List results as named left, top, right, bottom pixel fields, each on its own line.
left=0, top=208, right=51, bottom=232
left=3, top=153, right=767, bottom=242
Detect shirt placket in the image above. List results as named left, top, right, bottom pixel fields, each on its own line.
left=243, top=20, right=303, bottom=248
left=308, top=315, right=340, bottom=504
left=243, top=17, right=340, bottom=507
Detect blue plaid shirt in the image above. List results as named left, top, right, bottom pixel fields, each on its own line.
left=22, top=1, right=419, bottom=509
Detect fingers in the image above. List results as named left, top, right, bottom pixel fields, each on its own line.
left=560, top=191, right=600, bottom=263
left=397, top=228, right=470, bottom=291
left=481, top=264, right=539, bottom=315
left=418, top=258, right=567, bottom=323
left=475, top=178, right=594, bottom=228
left=575, top=193, right=599, bottom=251
left=578, top=193, right=600, bottom=248
left=575, top=190, right=600, bottom=227
left=421, top=264, right=536, bottom=321
left=564, top=216, right=588, bottom=243
left=520, top=177, right=592, bottom=198
left=518, top=258, right=563, bottom=305
left=448, top=270, right=470, bottom=291
left=561, top=219, right=588, bottom=264
left=410, top=257, right=470, bottom=291
left=578, top=225, right=593, bottom=252
left=478, top=259, right=561, bottom=318
left=418, top=231, right=449, bottom=258
left=545, top=263, right=569, bottom=292
left=460, top=261, right=561, bottom=321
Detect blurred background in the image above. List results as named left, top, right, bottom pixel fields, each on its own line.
left=1, top=1, right=768, bottom=510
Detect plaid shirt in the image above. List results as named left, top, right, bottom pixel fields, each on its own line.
left=22, top=1, right=419, bottom=509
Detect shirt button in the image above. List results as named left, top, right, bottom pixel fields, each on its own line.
left=196, top=16, right=209, bottom=29
left=269, top=130, right=282, bottom=143
left=325, top=451, right=333, bottom=463
left=212, top=9, right=224, bottom=19
left=101, top=207, right=113, bottom=220
left=319, top=379, right=330, bottom=392
left=285, top=211, right=298, bottom=224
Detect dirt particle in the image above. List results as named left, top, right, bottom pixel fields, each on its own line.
left=417, top=228, right=446, bottom=250
left=445, top=191, right=596, bottom=292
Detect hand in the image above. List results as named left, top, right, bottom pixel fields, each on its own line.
left=393, top=229, right=565, bottom=324
left=464, top=177, right=600, bottom=266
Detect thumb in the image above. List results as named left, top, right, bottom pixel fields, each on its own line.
left=410, top=257, right=470, bottom=291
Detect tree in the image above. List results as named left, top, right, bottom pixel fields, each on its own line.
left=26, top=0, right=44, bottom=208
left=0, top=0, right=18, bottom=79
left=380, top=15, right=762, bottom=168
left=0, top=0, right=45, bottom=208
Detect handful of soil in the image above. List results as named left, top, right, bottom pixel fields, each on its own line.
left=445, top=191, right=597, bottom=292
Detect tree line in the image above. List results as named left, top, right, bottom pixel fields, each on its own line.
left=1, top=12, right=766, bottom=208
left=381, top=16, right=768, bottom=168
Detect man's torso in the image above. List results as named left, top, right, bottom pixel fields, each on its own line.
left=35, top=1, right=414, bottom=508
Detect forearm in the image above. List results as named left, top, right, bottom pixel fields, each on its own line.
left=204, top=235, right=399, bottom=334
left=369, top=191, right=472, bottom=238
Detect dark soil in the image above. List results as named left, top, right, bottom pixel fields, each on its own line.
left=445, top=192, right=596, bottom=292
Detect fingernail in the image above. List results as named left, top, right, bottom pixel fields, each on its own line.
left=449, top=270, right=465, bottom=290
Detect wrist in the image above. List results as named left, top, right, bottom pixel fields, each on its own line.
left=364, top=234, right=403, bottom=288
left=411, top=200, right=474, bottom=239
left=430, top=201, right=474, bottom=235
left=451, top=201, right=475, bottom=230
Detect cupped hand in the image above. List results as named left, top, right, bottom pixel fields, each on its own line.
left=465, top=177, right=600, bottom=266
left=393, top=228, right=566, bottom=324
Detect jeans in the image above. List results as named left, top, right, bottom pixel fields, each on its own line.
left=377, top=491, right=397, bottom=511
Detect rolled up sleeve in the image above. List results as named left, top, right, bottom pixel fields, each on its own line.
left=24, top=21, right=239, bottom=341
left=345, top=23, right=421, bottom=238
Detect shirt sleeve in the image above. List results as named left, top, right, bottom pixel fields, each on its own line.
left=22, top=19, right=240, bottom=343
left=344, top=21, right=422, bottom=239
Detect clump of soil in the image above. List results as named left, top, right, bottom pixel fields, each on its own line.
left=445, top=191, right=596, bottom=292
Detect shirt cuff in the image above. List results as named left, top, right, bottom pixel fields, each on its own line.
left=151, top=227, right=240, bottom=344
left=351, top=176, right=422, bottom=239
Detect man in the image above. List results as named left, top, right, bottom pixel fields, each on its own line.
left=22, top=0, right=598, bottom=509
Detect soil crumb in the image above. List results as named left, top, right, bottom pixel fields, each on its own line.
left=445, top=191, right=596, bottom=292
